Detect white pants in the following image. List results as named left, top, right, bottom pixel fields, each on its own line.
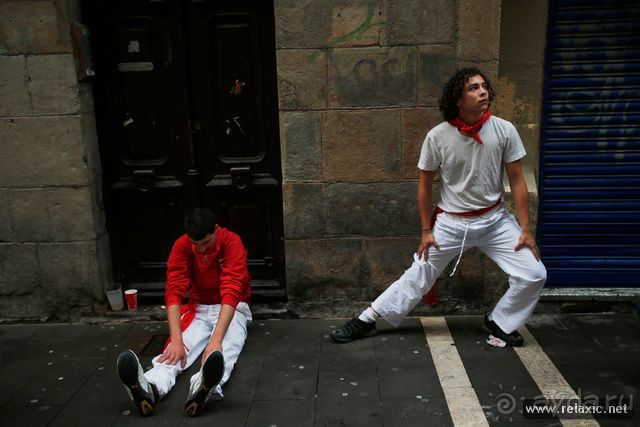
left=372, top=206, right=547, bottom=334
left=144, top=302, right=252, bottom=400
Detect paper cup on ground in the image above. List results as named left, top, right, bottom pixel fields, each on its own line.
left=105, top=286, right=124, bottom=311
left=124, top=289, right=138, bottom=311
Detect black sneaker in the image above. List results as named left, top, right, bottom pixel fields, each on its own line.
left=184, top=350, right=225, bottom=417
left=117, top=350, right=158, bottom=416
left=483, top=313, right=524, bottom=347
left=331, top=316, right=377, bottom=343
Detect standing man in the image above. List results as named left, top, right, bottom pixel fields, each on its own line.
left=331, top=68, right=546, bottom=347
left=117, top=208, right=252, bottom=417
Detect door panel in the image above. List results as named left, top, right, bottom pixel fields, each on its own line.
left=188, top=0, right=285, bottom=295
left=88, top=0, right=285, bottom=298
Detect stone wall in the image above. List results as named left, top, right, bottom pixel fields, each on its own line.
left=275, top=0, right=543, bottom=316
left=0, top=0, right=110, bottom=320
left=496, top=0, right=549, bottom=190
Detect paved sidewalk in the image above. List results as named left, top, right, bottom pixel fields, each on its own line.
left=0, top=313, right=638, bottom=426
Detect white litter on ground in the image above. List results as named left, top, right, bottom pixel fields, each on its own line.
left=486, top=334, right=507, bottom=348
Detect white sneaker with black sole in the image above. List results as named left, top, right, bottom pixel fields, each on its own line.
left=117, top=350, right=158, bottom=416
left=184, top=350, right=225, bottom=417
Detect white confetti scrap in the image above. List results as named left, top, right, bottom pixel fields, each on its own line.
left=342, top=392, right=349, bottom=397
left=486, top=334, right=506, bottom=348
left=100, top=347, right=106, bottom=351
left=265, top=332, right=270, bottom=335
left=58, top=377, right=64, bottom=381
left=381, top=337, right=388, bottom=341
left=98, top=366, right=105, bottom=371
left=298, top=365, right=304, bottom=369
left=416, top=395, right=422, bottom=399
left=122, top=410, right=131, bottom=415
left=47, top=362, right=53, bottom=366
left=48, top=350, right=54, bottom=354
left=399, top=337, right=405, bottom=340
left=30, top=399, right=39, bottom=404
left=114, top=344, right=118, bottom=347
left=340, top=377, right=344, bottom=381
left=413, top=350, right=419, bottom=354
left=350, top=382, right=358, bottom=386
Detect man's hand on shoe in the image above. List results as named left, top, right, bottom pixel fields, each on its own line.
left=417, top=230, right=440, bottom=260
left=201, top=340, right=223, bottom=365
left=157, top=341, right=188, bottom=368
left=515, top=230, right=541, bottom=261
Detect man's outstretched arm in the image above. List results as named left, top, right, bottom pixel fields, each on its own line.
left=505, top=160, right=541, bottom=261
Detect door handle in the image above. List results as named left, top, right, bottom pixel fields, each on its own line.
left=231, top=166, right=252, bottom=190
left=133, top=169, right=155, bottom=192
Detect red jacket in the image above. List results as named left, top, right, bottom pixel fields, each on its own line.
left=165, top=227, right=251, bottom=308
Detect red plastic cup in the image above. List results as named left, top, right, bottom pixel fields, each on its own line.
left=124, top=289, right=138, bottom=311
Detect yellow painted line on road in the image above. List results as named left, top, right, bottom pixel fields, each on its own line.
left=515, top=326, right=599, bottom=427
left=420, top=317, right=489, bottom=427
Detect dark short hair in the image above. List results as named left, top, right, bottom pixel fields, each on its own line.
left=184, top=208, right=216, bottom=240
left=438, top=67, right=496, bottom=121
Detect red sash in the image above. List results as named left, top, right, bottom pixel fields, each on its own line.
left=429, top=199, right=502, bottom=229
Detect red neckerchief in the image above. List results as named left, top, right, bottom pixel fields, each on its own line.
left=448, top=110, right=492, bottom=144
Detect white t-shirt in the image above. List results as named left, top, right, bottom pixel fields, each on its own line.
left=417, top=115, right=526, bottom=212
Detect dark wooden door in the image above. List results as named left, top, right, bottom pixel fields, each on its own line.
left=87, top=0, right=285, bottom=300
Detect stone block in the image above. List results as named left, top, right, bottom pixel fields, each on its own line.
left=326, top=182, right=420, bottom=237
left=284, top=238, right=364, bottom=300
left=328, top=46, right=416, bottom=107
left=280, top=111, right=322, bottom=181
left=0, top=55, right=30, bottom=116
left=10, top=189, right=49, bottom=241
left=0, top=293, right=46, bottom=320
left=0, top=116, right=89, bottom=187
left=276, top=49, right=327, bottom=110
left=364, top=238, right=417, bottom=294
left=381, top=0, right=454, bottom=45
left=417, top=44, right=456, bottom=106
left=27, top=54, right=80, bottom=115
left=275, top=0, right=382, bottom=48
left=47, top=187, right=97, bottom=241
left=500, top=0, right=548, bottom=63
left=0, top=190, right=11, bottom=241
left=0, top=1, right=72, bottom=54
left=0, top=243, right=39, bottom=296
left=495, top=62, right=544, bottom=124
left=283, top=183, right=326, bottom=239
left=402, top=108, right=442, bottom=179
left=457, top=0, right=501, bottom=62
left=38, top=241, right=102, bottom=309
left=457, top=60, right=499, bottom=84
left=323, top=109, right=401, bottom=182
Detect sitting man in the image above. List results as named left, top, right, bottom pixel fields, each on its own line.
left=117, top=208, right=252, bottom=417
left=331, top=67, right=547, bottom=347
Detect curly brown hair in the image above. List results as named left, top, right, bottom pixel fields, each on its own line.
left=438, top=67, right=496, bottom=121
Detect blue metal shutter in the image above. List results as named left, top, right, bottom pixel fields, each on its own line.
left=538, top=0, right=640, bottom=287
